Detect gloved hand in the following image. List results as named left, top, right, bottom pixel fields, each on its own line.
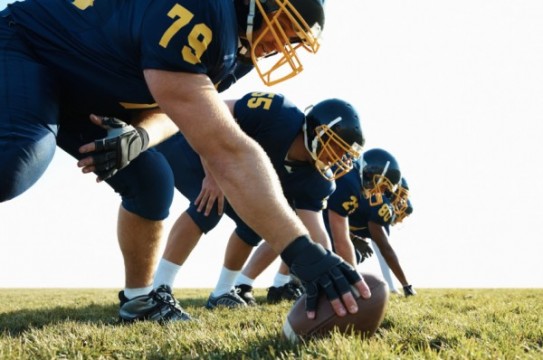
left=351, top=233, right=374, bottom=263
left=91, top=117, right=149, bottom=181
left=281, top=236, right=365, bottom=314
left=403, top=284, right=417, bottom=297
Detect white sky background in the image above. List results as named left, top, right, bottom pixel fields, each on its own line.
left=1, top=0, right=542, bottom=289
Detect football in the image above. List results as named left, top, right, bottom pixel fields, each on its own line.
left=282, top=272, right=389, bottom=343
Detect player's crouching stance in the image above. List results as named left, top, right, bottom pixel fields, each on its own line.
left=149, top=93, right=365, bottom=312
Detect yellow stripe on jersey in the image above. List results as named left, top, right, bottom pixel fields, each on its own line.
left=120, top=102, right=158, bottom=110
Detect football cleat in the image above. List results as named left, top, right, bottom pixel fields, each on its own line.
left=119, top=285, right=192, bottom=323
left=234, top=284, right=257, bottom=306
left=205, top=289, right=248, bottom=309
left=267, top=281, right=304, bottom=304
left=403, top=284, right=417, bottom=297
left=118, top=290, right=129, bottom=307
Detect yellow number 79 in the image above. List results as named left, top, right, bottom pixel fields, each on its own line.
left=159, top=4, right=212, bottom=65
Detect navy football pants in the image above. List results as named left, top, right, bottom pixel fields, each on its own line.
left=156, top=133, right=262, bottom=245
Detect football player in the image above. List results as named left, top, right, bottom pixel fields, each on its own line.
left=373, top=177, right=414, bottom=293
left=324, top=149, right=417, bottom=297
left=151, top=92, right=364, bottom=311
left=2, top=0, right=371, bottom=322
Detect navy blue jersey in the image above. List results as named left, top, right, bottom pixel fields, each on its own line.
left=157, top=92, right=334, bottom=245
left=8, top=0, right=238, bottom=118
left=233, top=92, right=334, bottom=211
left=324, top=162, right=393, bottom=240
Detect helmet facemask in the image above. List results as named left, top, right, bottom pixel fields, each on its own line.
left=361, top=161, right=398, bottom=206
left=391, top=185, right=409, bottom=219
left=246, top=0, right=323, bottom=86
left=304, top=116, right=364, bottom=181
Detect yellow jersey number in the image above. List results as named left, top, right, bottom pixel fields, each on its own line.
left=378, top=203, right=393, bottom=223
left=341, top=196, right=359, bottom=215
left=159, top=4, right=212, bottom=65
left=247, top=92, right=275, bottom=110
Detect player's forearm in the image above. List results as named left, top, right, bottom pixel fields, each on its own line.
left=380, top=248, right=409, bottom=285
left=335, top=237, right=357, bottom=266
left=296, top=210, right=332, bottom=250
left=131, top=109, right=179, bottom=148
left=206, top=138, right=307, bottom=253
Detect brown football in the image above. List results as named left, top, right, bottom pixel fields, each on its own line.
left=282, top=272, right=389, bottom=343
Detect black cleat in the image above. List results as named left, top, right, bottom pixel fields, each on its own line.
left=234, top=284, right=257, bottom=306
left=119, top=285, right=192, bottom=323
left=206, top=289, right=247, bottom=309
left=267, top=281, right=304, bottom=304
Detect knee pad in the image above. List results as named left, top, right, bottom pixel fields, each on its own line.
left=107, top=149, right=174, bottom=220
left=234, top=224, right=262, bottom=247
left=186, top=204, right=223, bottom=233
left=223, top=206, right=262, bottom=246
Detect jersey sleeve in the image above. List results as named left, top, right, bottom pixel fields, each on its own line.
left=327, top=172, right=360, bottom=217
left=139, top=0, right=237, bottom=78
left=368, top=198, right=395, bottom=227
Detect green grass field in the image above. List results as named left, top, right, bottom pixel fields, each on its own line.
left=0, top=288, right=542, bottom=359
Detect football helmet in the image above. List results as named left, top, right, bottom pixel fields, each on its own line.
left=240, top=0, right=325, bottom=86
left=360, top=148, right=401, bottom=206
left=390, top=177, right=413, bottom=225
left=303, top=98, right=364, bottom=181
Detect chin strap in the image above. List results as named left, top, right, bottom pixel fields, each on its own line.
left=246, top=0, right=257, bottom=45
left=302, top=120, right=317, bottom=163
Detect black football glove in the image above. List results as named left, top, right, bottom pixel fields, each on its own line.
left=351, top=233, right=374, bottom=263
left=403, top=284, right=417, bottom=297
left=281, top=236, right=362, bottom=313
left=92, top=117, right=149, bottom=181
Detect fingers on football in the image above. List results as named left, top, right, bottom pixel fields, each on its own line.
left=338, top=264, right=371, bottom=299
left=304, top=283, right=319, bottom=314
left=340, top=263, right=362, bottom=284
